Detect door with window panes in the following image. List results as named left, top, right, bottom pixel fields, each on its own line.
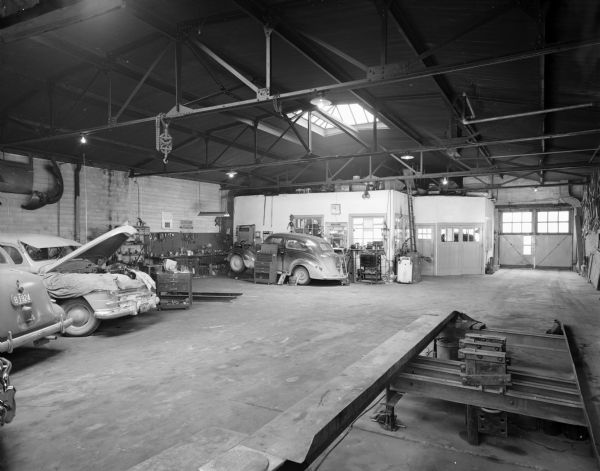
left=437, top=225, right=483, bottom=275
left=498, top=209, right=572, bottom=268
left=498, top=211, right=534, bottom=266
left=415, top=225, right=434, bottom=276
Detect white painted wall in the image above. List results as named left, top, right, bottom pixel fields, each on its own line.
left=234, top=190, right=408, bottom=272
left=234, top=190, right=405, bottom=234
left=413, top=195, right=490, bottom=224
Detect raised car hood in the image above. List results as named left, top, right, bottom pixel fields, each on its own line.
left=41, top=225, right=137, bottom=273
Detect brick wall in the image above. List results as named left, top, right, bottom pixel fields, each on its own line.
left=0, top=156, right=221, bottom=242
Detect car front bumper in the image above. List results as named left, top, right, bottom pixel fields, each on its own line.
left=93, top=294, right=160, bottom=320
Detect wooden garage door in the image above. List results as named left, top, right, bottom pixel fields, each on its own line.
left=499, top=234, right=572, bottom=268
left=499, top=209, right=572, bottom=269
left=437, top=225, right=483, bottom=275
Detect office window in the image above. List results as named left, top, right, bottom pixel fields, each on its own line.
left=440, top=227, right=460, bottom=242
left=462, top=227, right=481, bottom=242
left=537, top=210, right=569, bottom=233
left=501, top=211, right=532, bottom=234
left=352, top=216, right=385, bottom=247
left=417, top=227, right=432, bottom=239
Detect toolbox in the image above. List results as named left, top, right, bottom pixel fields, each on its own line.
left=155, top=272, right=193, bottom=309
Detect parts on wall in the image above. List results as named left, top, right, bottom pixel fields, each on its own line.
left=21, top=158, right=63, bottom=210
left=583, top=168, right=600, bottom=234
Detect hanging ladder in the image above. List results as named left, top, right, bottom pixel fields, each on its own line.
left=407, top=181, right=417, bottom=252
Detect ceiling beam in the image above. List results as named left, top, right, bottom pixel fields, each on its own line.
left=219, top=161, right=598, bottom=191
left=231, top=0, right=435, bottom=148
left=133, top=127, right=600, bottom=178
left=0, top=56, right=293, bottom=165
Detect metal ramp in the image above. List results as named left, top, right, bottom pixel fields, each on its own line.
left=199, top=312, right=599, bottom=471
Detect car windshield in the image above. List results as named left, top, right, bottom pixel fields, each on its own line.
left=22, top=242, right=78, bottom=261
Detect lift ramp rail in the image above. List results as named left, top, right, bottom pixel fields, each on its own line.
left=199, top=313, right=599, bottom=471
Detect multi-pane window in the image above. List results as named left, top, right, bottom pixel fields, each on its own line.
left=441, top=227, right=481, bottom=243
left=417, top=227, right=432, bottom=239
left=352, top=216, right=385, bottom=247
left=523, top=235, right=532, bottom=255
left=502, top=211, right=533, bottom=234
left=537, top=210, right=570, bottom=234
left=292, top=216, right=323, bottom=237
left=462, top=228, right=481, bottom=242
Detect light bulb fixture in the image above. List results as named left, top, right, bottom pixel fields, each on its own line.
left=80, top=134, right=87, bottom=144
left=309, top=93, right=332, bottom=108
left=226, top=170, right=237, bottom=178
left=533, top=187, right=539, bottom=192
left=441, top=177, right=448, bottom=185
left=400, top=154, right=414, bottom=160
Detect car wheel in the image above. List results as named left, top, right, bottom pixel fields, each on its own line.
left=292, top=266, right=310, bottom=286
left=61, top=298, right=100, bottom=337
left=229, top=253, right=246, bottom=274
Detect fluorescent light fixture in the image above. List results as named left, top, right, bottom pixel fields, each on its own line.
left=226, top=170, right=237, bottom=178
left=197, top=211, right=230, bottom=217
left=400, top=154, right=414, bottom=160
left=80, top=134, right=87, bottom=144
left=310, top=93, right=332, bottom=108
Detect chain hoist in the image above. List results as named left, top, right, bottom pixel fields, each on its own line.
left=155, top=114, right=173, bottom=164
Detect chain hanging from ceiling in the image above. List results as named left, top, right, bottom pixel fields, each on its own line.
left=155, top=114, right=172, bottom=164
left=582, top=168, right=600, bottom=234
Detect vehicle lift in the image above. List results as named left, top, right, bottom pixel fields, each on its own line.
left=199, top=311, right=599, bottom=471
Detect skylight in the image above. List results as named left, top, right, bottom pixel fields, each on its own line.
left=288, top=103, right=388, bottom=137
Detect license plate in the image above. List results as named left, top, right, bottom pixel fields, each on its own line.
left=10, top=292, right=31, bottom=306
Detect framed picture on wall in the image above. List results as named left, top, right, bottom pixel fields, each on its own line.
left=161, top=211, right=173, bottom=229
left=331, top=203, right=341, bottom=215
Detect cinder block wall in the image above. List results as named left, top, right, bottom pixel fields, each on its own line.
left=0, top=157, right=221, bottom=243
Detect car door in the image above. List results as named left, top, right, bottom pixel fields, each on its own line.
left=283, top=237, right=310, bottom=273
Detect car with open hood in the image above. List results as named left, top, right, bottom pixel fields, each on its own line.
left=0, top=225, right=159, bottom=336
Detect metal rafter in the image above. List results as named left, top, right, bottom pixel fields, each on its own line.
left=10, top=34, right=600, bottom=145
left=386, top=1, right=494, bottom=166
left=0, top=43, right=295, bottom=167
left=134, top=127, right=600, bottom=178
left=231, top=0, right=441, bottom=152
left=219, top=161, right=600, bottom=192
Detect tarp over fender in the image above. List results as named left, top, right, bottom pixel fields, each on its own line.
left=43, top=272, right=150, bottom=299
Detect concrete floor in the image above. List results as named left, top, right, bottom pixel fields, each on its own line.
left=0, top=269, right=598, bottom=471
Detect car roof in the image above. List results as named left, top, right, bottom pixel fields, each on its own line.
left=0, top=233, right=81, bottom=248
left=267, top=232, right=325, bottom=243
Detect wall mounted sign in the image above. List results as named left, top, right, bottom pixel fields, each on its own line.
left=331, top=203, right=341, bottom=215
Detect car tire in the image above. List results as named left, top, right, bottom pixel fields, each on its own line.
left=292, top=266, right=310, bottom=286
left=61, top=298, right=101, bottom=337
left=229, top=253, right=246, bottom=274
